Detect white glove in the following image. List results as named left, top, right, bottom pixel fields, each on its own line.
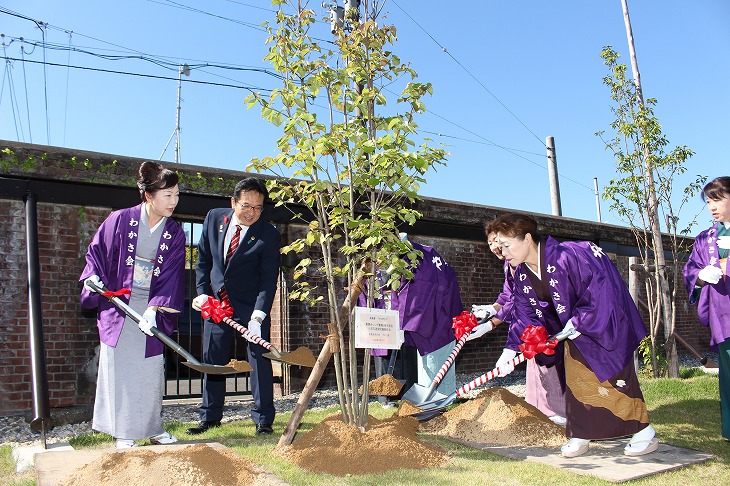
left=247, top=319, right=262, bottom=337
left=465, top=321, right=494, bottom=342
left=84, top=275, right=103, bottom=292
left=561, top=318, right=582, bottom=340
left=192, top=294, right=209, bottom=311
left=471, top=304, right=497, bottom=321
left=698, top=265, right=723, bottom=285
left=139, top=307, right=156, bottom=336
left=495, top=348, right=517, bottom=377
left=717, top=235, right=730, bottom=250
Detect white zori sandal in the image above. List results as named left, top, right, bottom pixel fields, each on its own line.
left=150, top=431, right=178, bottom=445
left=115, top=439, right=138, bottom=449
left=561, top=437, right=590, bottom=458
left=624, top=424, right=659, bottom=456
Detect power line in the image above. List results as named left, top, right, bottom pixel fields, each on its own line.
left=390, top=0, right=546, bottom=149
left=5, top=57, right=274, bottom=93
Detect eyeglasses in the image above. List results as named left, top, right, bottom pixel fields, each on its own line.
left=235, top=201, right=264, bottom=213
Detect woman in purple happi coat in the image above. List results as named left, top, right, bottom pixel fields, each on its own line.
left=491, top=213, right=657, bottom=458
left=79, top=162, right=185, bottom=448
left=470, top=221, right=566, bottom=425
left=683, top=176, right=730, bottom=439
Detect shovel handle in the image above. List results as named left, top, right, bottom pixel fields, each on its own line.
left=432, top=333, right=470, bottom=386
left=456, top=353, right=528, bottom=397
left=220, top=315, right=274, bottom=352
left=87, top=281, right=200, bottom=364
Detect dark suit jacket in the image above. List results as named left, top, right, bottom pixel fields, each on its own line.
left=195, top=208, right=281, bottom=322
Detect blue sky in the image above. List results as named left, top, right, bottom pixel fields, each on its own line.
left=1, top=1, right=728, bottom=230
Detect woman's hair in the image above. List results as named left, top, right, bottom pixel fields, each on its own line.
left=490, top=213, right=542, bottom=243
left=702, top=176, right=730, bottom=201
left=137, top=161, right=178, bottom=201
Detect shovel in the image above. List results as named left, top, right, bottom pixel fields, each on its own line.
left=198, top=297, right=316, bottom=367
left=403, top=310, right=483, bottom=405
left=412, top=326, right=576, bottom=418
left=368, top=350, right=405, bottom=398
left=86, top=281, right=246, bottom=375
left=220, top=314, right=316, bottom=367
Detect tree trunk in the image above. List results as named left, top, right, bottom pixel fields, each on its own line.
left=621, top=0, right=679, bottom=377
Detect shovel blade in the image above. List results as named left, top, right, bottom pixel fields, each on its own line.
left=183, top=362, right=246, bottom=375
left=401, top=383, right=446, bottom=404
left=416, top=392, right=457, bottom=412
left=263, top=346, right=316, bottom=367
left=413, top=409, right=446, bottom=422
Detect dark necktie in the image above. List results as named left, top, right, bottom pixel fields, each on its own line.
left=219, top=225, right=241, bottom=303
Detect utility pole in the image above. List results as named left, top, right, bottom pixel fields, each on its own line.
left=160, top=63, right=190, bottom=163
left=546, top=136, right=562, bottom=216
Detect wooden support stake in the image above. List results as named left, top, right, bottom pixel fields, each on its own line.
left=277, top=261, right=370, bottom=446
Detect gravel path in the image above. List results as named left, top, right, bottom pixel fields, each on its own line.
left=0, top=353, right=714, bottom=449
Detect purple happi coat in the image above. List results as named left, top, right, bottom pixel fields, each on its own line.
left=683, top=222, right=730, bottom=349
left=358, top=242, right=464, bottom=356
left=509, top=237, right=646, bottom=383
left=79, top=204, right=186, bottom=357
left=392, top=242, right=463, bottom=355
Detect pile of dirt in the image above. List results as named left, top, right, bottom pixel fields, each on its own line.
left=419, top=387, right=565, bottom=447
left=61, top=443, right=259, bottom=486
left=360, top=374, right=403, bottom=396
left=280, top=346, right=316, bottom=367
left=275, top=413, right=447, bottom=476
left=227, top=359, right=251, bottom=372
left=397, top=400, right=423, bottom=416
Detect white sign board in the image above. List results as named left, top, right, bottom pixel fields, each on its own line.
left=354, top=307, right=403, bottom=349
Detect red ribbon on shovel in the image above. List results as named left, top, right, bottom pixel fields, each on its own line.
left=518, top=325, right=561, bottom=359
left=101, top=287, right=131, bottom=298
left=200, top=296, right=234, bottom=323
left=452, top=311, right=478, bottom=340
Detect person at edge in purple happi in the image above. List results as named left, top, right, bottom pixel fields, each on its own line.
left=490, top=213, right=657, bottom=458
left=683, top=176, right=730, bottom=440
left=470, top=220, right=566, bottom=426
left=80, top=161, right=185, bottom=449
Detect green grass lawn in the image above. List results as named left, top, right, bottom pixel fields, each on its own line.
left=2, top=370, right=728, bottom=485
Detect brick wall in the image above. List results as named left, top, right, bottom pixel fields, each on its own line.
left=0, top=139, right=712, bottom=419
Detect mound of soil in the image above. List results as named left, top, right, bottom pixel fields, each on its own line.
left=61, top=443, right=259, bottom=486
left=280, top=346, right=316, bottom=367
left=419, top=387, right=566, bottom=447
left=275, top=413, right=447, bottom=476
left=360, top=374, right=404, bottom=396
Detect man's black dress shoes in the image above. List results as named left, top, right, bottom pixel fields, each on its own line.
left=186, top=420, right=221, bottom=435
left=255, top=423, right=274, bottom=436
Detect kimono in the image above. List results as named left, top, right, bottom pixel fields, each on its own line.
left=510, top=237, right=649, bottom=440
left=683, top=221, right=730, bottom=439
left=79, top=203, right=185, bottom=440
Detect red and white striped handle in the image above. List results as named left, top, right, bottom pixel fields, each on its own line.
left=221, top=316, right=272, bottom=351
left=455, top=353, right=527, bottom=397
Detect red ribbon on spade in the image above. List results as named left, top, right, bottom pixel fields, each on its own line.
left=200, top=296, right=234, bottom=323
left=518, top=325, right=560, bottom=359
left=101, top=288, right=131, bottom=298
left=452, top=311, right=478, bottom=340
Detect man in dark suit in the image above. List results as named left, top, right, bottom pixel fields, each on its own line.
left=187, top=178, right=281, bottom=436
